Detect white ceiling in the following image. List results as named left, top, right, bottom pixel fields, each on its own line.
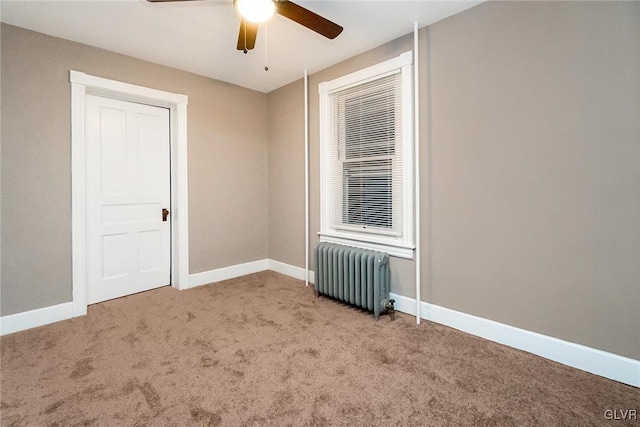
left=1, top=0, right=482, bottom=93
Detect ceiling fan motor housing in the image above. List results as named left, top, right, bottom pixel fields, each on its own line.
left=149, top=0, right=343, bottom=53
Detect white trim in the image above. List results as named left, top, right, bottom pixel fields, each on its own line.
left=319, top=51, right=413, bottom=94
left=70, top=71, right=187, bottom=106
left=189, top=259, right=317, bottom=288
left=318, top=234, right=414, bottom=259
left=318, top=52, right=414, bottom=258
left=390, top=292, right=640, bottom=388
left=401, top=58, right=415, bottom=247
left=304, top=70, right=310, bottom=287
left=173, top=101, right=190, bottom=290
left=71, top=79, right=88, bottom=317
left=9, top=258, right=637, bottom=389
left=188, top=260, right=269, bottom=288
left=70, top=71, right=189, bottom=317
left=0, top=303, right=74, bottom=336
left=413, top=22, right=421, bottom=325
left=268, top=259, right=315, bottom=283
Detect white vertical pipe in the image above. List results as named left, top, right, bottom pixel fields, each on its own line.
left=414, top=22, right=421, bottom=324
left=304, top=70, right=310, bottom=287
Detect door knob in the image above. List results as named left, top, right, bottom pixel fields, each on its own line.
left=162, top=208, right=170, bottom=222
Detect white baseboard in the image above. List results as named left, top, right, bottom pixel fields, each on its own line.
left=5, top=259, right=637, bottom=388
left=189, top=259, right=316, bottom=289
left=0, top=302, right=74, bottom=336
left=188, top=259, right=269, bottom=288
left=265, top=260, right=637, bottom=388
left=268, top=259, right=315, bottom=284
left=391, top=292, right=639, bottom=388
left=1, top=258, right=301, bottom=335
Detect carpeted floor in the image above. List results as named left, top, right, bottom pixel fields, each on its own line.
left=1, top=271, right=638, bottom=426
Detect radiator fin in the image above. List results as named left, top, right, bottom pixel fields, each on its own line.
left=314, top=242, right=391, bottom=320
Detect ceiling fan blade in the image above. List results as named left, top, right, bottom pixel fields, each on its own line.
left=237, top=18, right=259, bottom=51
left=275, top=1, right=343, bottom=40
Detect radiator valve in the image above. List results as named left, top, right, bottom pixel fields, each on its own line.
left=382, top=299, right=396, bottom=321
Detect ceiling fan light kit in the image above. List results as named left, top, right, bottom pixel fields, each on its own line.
left=148, top=0, right=343, bottom=54
left=236, top=0, right=275, bottom=23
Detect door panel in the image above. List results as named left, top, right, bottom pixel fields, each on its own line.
left=86, top=95, right=171, bottom=304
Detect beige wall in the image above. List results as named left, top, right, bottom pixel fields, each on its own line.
left=267, top=79, right=305, bottom=267
left=425, top=0, right=639, bottom=360
left=268, top=1, right=640, bottom=359
left=1, top=24, right=269, bottom=316
left=2, top=1, right=639, bottom=360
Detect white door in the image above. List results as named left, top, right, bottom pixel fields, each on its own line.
left=85, top=95, right=171, bottom=304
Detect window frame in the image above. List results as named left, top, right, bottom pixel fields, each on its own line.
left=318, top=51, right=414, bottom=259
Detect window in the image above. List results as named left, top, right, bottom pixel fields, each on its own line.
left=319, top=52, right=414, bottom=258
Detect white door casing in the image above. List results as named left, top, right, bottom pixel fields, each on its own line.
left=71, top=71, right=189, bottom=316
left=85, top=95, right=171, bottom=304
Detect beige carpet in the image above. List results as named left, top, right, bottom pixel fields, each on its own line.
left=1, top=271, right=638, bottom=426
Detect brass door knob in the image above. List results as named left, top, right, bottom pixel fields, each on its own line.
left=162, top=208, right=170, bottom=222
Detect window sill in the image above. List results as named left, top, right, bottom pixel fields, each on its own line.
left=318, top=232, right=415, bottom=259
left=332, top=224, right=402, bottom=238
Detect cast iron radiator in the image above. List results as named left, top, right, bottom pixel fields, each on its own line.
left=314, top=242, right=395, bottom=320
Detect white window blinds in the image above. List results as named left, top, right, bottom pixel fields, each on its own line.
left=328, top=71, right=404, bottom=237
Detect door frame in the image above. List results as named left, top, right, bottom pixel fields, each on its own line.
left=70, top=70, right=189, bottom=317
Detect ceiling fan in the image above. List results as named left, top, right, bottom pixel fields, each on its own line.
left=147, top=0, right=343, bottom=54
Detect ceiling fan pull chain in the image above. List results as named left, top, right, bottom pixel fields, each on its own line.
left=264, top=21, right=269, bottom=71
left=243, top=19, right=248, bottom=54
